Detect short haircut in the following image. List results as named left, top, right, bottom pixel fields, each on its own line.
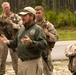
left=35, top=6, right=44, bottom=11
left=2, top=2, right=10, bottom=7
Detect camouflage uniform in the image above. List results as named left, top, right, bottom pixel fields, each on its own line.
left=0, top=13, right=22, bottom=75
left=65, top=44, right=76, bottom=75
left=72, top=56, right=76, bottom=75
left=36, top=18, right=58, bottom=75
left=68, top=57, right=76, bottom=75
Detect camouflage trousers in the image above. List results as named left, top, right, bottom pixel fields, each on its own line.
left=0, top=43, right=18, bottom=75
left=42, top=50, right=53, bottom=75
left=68, top=56, right=76, bottom=75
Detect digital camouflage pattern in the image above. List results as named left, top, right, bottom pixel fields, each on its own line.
left=65, top=44, right=76, bottom=75
left=65, top=44, right=76, bottom=57
left=36, top=18, right=58, bottom=75
left=36, top=18, right=58, bottom=52
left=0, top=13, right=22, bottom=75
left=0, top=13, right=22, bottom=39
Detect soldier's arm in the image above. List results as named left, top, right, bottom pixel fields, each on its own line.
left=46, top=22, right=58, bottom=42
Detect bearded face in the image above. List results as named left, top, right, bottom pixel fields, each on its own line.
left=22, top=14, right=32, bottom=26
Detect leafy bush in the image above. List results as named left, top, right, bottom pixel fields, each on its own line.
left=45, top=10, right=76, bottom=29
left=45, top=10, right=57, bottom=27
left=56, top=10, right=76, bottom=28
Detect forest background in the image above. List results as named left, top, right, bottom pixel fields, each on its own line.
left=0, top=0, right=76, bottom=41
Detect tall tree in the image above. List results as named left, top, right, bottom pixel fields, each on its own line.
left=2, top=0, right=76, bottom=13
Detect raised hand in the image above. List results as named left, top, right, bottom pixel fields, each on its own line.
left=0, top=34, right=9, bottom=44
left=21, top=35, right=32, bottom=45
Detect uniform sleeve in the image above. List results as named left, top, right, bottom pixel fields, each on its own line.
left=46, top=22, right=58, bottom=42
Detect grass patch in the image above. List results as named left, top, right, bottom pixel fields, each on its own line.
left=57, top=29, right=76, bottom=41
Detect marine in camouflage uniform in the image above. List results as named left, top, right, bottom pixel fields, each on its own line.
left=35, top=6, right=58, bottom=75
left=65, top=44, right=76, bottom=75
left=0, top=2, right=22, bottom=75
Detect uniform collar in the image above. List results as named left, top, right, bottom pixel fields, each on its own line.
left=24, top=22, right=36, bottom=29
left=3, top=12, right=14, bottom=18
left=36, top=18, right=47, bottom=24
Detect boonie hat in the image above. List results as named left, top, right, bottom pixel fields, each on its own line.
left=19, top=7, right=36, bottom=15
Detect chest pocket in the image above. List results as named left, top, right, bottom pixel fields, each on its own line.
left=29, top=28, right=36, bottom=40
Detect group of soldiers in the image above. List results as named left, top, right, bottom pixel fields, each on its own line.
left=0, top=1, right=75, bottom=75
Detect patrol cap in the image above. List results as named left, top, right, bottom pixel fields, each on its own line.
left=19, top=7, right=36, bottom=15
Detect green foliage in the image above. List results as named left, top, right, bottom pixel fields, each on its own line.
left=45, top=10, right=57, bottom=26
left=57, top=29, right=76, bottom=41
left=45, top=10, right=76, bottom=28
left=56, top=10, right=76, bottom=28
left=0, top=0, right=2, bottom=14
